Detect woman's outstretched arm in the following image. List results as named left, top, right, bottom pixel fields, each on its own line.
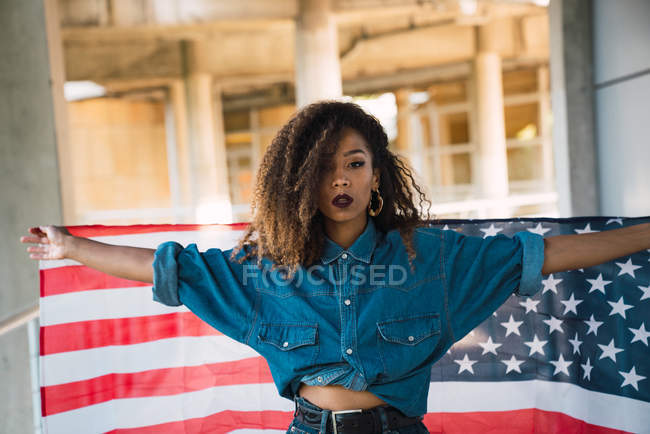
left=542, top=222, right=650, bottom=275
left=21, top=225, right=154, bottom=283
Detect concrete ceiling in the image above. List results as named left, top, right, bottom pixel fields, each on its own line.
left=57, top=0, right=548, bottom=101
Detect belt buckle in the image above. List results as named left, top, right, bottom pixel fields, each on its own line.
left=331, top=408, right=362, bottom=434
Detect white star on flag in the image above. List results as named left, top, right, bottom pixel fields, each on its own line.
left=615, top=258, right=642, bottom=278
left=519, top=298, right=540, bottom=314
left=550, top=354, right=572, bottom=376
left=527, top=223, right=551, bottom=236
left=500, top=314, right=523, bottom=337
left=568, top=333, right=582, bottom=354
left=560, top=293, right=583, bottom=315
left=543, top=315, right=564, bottom=335
left=502, top=355, right=524, bottom=374
left=619, top=367, right=646, bottom=391
left=478, top=336, right=501, bottom=355
left=542, top=274, right=562, bottom=294
left=584, top=314, right=604, bottom=336
left=608, top=296, right=633, bottom=319
left=480, top=224, right=503, bottom=238
left=524, top=335, right=547, bottom=356
left=581, top=358, right=593, bottom=380
left=637, top=284, right=650, bottom=301
left=629, top=323, right=650, bottom=346
left=586, top=273, right=612, bottom=294
left=454, top=354, right=477, bottom=374
left=605, top=218, right=623, bottom=225
left=575, top=223, right=598, bottom=234
left=442, top=224, right=450, bottom=230
left=598, top=338, right=624, bottom=363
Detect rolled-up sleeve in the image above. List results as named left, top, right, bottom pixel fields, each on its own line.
left=151, top=241, right=259, bottom=345
left=152, top=241, right=184, bottom=306
left=443, top=229, right=544, bottom=341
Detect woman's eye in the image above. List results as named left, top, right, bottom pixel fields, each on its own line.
left=350, top=161, right=365, bottom=168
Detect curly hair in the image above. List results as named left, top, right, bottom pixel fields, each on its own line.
left=230, top=100, right=433, bottom=276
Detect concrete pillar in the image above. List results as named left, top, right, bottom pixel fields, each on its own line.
left=1, top=0, right=67, bottom=431
left=295, top=0, right=343, bottom=107
left=164, top=80, right=193, bottom=223
left=548, top=0, right=598, bottom=216
left=474, top=23, right=509, bottom=212
left=394, top=89, right=412, bottom=153
left=537, top=66, right=555, bottom=192
left=183, top=41, right=232, bottom=224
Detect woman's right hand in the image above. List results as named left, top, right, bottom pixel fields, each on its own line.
left=20, top=225, right=72, bottom=260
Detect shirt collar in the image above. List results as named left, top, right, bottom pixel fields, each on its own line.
left=320, top=217, right=378, bottom=265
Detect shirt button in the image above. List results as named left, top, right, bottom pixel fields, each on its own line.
left=341, top=253, right=348, bottom=259
left=344, top=299, right=351, bottom=306
left=346, top=348, right=353, bottom=355
left=408, top=336, right=414, bottom=342
left=283, top=341, right=289, bottom=347
left=317, top=376, right=323, bottom=382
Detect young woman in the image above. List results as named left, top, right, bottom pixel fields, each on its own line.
left=22, top=101, right=650, bottom=433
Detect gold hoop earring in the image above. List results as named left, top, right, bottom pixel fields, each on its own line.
left=368, top=189, right=384, bottom=217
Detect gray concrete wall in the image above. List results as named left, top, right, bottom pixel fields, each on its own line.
left=548, top=0, right=598, bottom=217
left=592, top=0, right=650, bottom=216
left=0, top=0, right=64, bottom=432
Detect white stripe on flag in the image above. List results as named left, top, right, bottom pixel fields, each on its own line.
left=41, top=383, right=292, bottom=434
left=40, top=335, right=260, bottom=387
left=38, top=230, right=245, bottom=270
left=39, top=286, right=187, bottom=326
left=428, top=381, right=650, bottom=433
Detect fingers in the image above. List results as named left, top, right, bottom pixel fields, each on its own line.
left=20, top=235, right=50, bottom=244
left=27, top=245, right=48, bottom=253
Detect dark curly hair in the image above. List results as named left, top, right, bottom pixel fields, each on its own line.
left=230, top=100, right=433, bottom=275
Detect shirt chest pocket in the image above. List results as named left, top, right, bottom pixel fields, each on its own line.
left=257, top=322, right=320, bottom=368
left=376, top=312, right=441, bottom=378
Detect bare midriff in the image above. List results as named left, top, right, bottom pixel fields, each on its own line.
left=298, top=383, right=388, bottom=410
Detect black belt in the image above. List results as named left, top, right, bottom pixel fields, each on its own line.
left=294, top=397, right=423, bottom=434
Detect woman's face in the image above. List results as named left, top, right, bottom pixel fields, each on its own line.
left=317, top=127, right=380, bottom=227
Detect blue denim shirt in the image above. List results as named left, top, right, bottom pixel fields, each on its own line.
left=152, top=218, right=545, bottom=417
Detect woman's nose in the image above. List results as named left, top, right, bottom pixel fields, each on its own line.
left=332, top=172, right=350, bottom=188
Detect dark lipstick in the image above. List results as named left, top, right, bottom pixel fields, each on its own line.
left=332, top=194, right=353, bottom=208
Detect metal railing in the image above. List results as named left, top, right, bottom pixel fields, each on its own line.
left=0, top=304, right=39, bottom=337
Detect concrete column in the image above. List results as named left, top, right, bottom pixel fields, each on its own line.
left=295, top=0, right=343, bottom=108
left=1, top=0, right=67, bottom=431
left=537, top=66, right=555, bottom=192
left=164, top=80, right=193, bottom=223
left=548, top=0, right=597, bottom=216
left=250, top=109, right=263, bottom=177
left=474, top=23, right=509, bottom=212
left=183, top=41, right=232, bottom=224
left=394, top=89, right=412, bottom=153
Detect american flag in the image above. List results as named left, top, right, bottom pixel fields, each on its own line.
left=38, top=217, right=650, bottom=433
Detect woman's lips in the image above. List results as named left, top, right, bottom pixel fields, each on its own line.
left=332, top=194, right=353, bottom=208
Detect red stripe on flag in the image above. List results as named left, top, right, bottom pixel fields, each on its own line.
left=423, top=409, right=630, bottom=433
left=105, top=410, right=293, bottom=434
left=40, top=266, right=150, bottom=297
left=41, top=357, right=273, bottom=416
left=40, top=312, right=220, bottom=355
left=66, top=223, right=249, bottom=238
